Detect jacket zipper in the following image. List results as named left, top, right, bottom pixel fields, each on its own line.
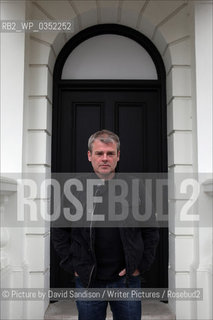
left=87, top=222, right=95, bottom=288
left=87, top=213, right=95, bottom=288
left=119, top=228, right=130, bottom=287
left=87, top=186, right=100, bottom=288
left=87, top=264, right=95, bottom=288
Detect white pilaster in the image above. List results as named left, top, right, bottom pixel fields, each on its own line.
left=0, top=1, right=26, bottom=173
left=193, top=2, right=213, bottom=319
left=194, top=2, right=213, bottom=174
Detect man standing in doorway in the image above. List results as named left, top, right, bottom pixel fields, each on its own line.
left=52, top=129, right=159, bottom=320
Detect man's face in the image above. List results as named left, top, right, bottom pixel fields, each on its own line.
left=88, top=139, right=120, bottom=178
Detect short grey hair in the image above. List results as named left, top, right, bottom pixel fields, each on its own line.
left=88, top=129, right=120, bottom=153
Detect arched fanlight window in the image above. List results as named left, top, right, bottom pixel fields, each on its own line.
left=61, top=34, right=157, bottom=80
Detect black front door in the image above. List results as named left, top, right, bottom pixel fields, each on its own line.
left=53, top=81, right=166, bottom=173
left=51, top=80, right=168, bottom=289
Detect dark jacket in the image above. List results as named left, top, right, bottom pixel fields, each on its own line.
left=52, top=175, right=159, bottom=287
left=52, top=226, right=159, bottom=288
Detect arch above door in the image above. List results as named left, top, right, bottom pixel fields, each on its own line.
left=53, top=24, right=166, bottom=82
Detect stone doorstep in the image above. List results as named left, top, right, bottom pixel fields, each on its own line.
left=44, top=300, right=176, bottom=320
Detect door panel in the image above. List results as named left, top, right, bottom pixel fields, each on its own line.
left=116, top=103, right=146, bottom=172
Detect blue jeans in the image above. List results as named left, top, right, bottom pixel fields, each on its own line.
left=75, top=276, right=141, bottom=320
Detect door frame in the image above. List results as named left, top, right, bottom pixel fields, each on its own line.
left=51, top=24, right=168, bottom=289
